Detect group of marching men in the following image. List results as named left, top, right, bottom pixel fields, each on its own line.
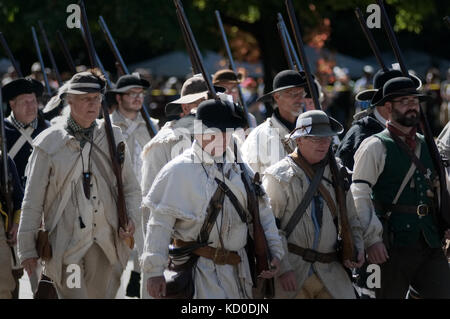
left=0, top=63, right=450, bottom=299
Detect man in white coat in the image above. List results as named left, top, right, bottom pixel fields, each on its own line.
left=109, top=73, right=158, bottom=298
left=17, top=69, right=141, bottom=299
left=241, top=70, right=308, bottom=175
left=142, top=98, right=283, bottom=299
left=263, top=110, right=364, bottom=299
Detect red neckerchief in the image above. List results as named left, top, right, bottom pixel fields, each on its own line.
left=386, top=121, right=417, bottom=150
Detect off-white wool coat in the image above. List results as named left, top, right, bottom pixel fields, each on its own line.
left=263, top=153, right=364, bottom=299
left=17, top=120, right=142, bottom=285
left=141, top=140, right=284, bottom=298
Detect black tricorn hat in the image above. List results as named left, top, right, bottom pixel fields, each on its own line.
left=257, top=70, right=308, bottom=103
left=356, top=68, right=422, bottom=105
left=373, top=76, right=428, bottom=107
left=2, top=78, right=44, bottom=104
left=196, top=99, right=246, bottom=132
left=109, top=73, right=150, bottom=93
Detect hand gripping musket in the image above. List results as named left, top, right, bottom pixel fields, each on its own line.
left=56, top=30, right=77, bottom=74
left=215, top=10, right=254, bottom=128
left=0, top=33, right=23, bottom=77
left=38, top=21, right=63, bottom=86
left=0, top=89, right=17, bottom=266
left=174, top=0, right=275, bottom=297
left=79, top=0, right=134, bottom=249
left=31, top=26, right=52, bottom=101
left=376, top=0, right=450, bottom=228
left=98, top=16, right=158, bottom=138
left=285, top=0, right=357, bottom=263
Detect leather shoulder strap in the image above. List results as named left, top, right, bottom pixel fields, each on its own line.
left=284, top=164, right=325, bottom=239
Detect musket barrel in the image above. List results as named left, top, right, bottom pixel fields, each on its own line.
left=278, top=14, right=302, bottom=72
left=376, top=0, right=408, bottom=74
left=285, top=0, right=320, bottom=110
left=56, top=30, right=77, bottom=74
left=175, top=5, right=201, bottom=74
left=277, top=14, right=295, bottom=70
left=31, top=26, right=52, bottom=97
left=174, top=0, right=217, bottom=98
left=38, top=21, right=63, bottom=85
left=0, top=32, right=23, bottom=77
left=354, top=8, right=387, bottom=71
left=98, top=16, right=129, bottom=75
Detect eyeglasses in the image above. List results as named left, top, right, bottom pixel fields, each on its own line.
left=392, top=97, right=419, bottom=106
left=304, top=136, right=332, bottom=144
left=282, top=90, right=307, bottom=99
left=124, top=92, right=145, bottom=99
left=225, top=87, right=239, bottom=93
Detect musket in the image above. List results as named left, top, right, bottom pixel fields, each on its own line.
left=285, top=0, right=356, bottom=263
left=175, top=9, right=201, bottom=74
left=174, top=0, right=274, bottom=296
left=98, top=16, right=158, bottom=138
left=277, top=18, right=295, bottom=70
left=0, top=88, right=17, bottom=266
left=31, top=26, right=52, bottom=99
left=0, top=33, right=23, bottom=77
left=354, top=8, right=388, bottom=71
left=215, top=10, right=254, bottom=128
left=38, top=21, right=63, bottom=86
left=277, top=13, right=302, bottom=72
left=174, top=0, right=217, bottom=98
left=56, top=30, right=77, bottom=74
left=79, top=0, right=134, bottom=249
left=377, top=0, right=450, bottom=227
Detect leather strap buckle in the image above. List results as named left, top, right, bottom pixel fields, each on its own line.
left=417, top=204, right=428, bottom=217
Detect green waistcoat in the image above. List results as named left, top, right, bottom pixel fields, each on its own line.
left=372, top=129, right=441, bottom=248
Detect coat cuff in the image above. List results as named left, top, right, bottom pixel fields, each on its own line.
left=140, top=252, right=165, bottom=278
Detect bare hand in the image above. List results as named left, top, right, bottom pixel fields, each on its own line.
left=343, top=251, right=365, bottom=269
left=7, top=223, right=19, bottom=246
left=259, top=257, right=281, bottom=279
left=147, top=276, right=166, bottom=299
left=278, top=270, right=297, bottom=292
left=367, top=242, right=389, bottom=264
left=119, top=219, right=135, bottom=239
left=22, top=258, right=38, bottom=277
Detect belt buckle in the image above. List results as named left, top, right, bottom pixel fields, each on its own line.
left=417, top=204, right=428, bottom=217
left=302, top=249, right=317, bottom=263
left=213, top=247, right=229, bottom=265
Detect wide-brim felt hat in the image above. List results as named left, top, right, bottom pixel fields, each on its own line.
left=372, top=76, right=428, bottom=107
left=257, top=70, right=309, bottom=103
left=165, top=75, right=225, bottom=117
left=108, top=73, right=150, bottom=93
left=212, top=69, right=242, bottom=84
left=196, top=98, right=246, bottom=132
left=2, top=78, right=44, bottom=103
left=289, top=109, right=344, bottom=139
left=356, top=68, right=421, bottom=104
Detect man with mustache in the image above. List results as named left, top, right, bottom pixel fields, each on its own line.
left=352, top=77, right=450, bottom=298
left=241, top=70, right=310, bottom=175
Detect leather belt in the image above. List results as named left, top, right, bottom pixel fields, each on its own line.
left=287, top=243, right=338, bottom=263
left=173, top=239, right=241, bottom=266
left=373, top=201, right=429, bottom=217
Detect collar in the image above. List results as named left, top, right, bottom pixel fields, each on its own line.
left=273, top=108, right=296, bottom=132
left=112, top=109, right=145, bottom=126
left=66, top=116, right=97, bottom=148
left=9, top=114, right=38, bottom=130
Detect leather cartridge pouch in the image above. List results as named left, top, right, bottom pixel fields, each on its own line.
left=36, top=229, right=52, bottom=261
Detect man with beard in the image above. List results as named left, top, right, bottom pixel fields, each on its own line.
left=241, top=70, right=308, bottom=175
left=352, top=77, right=450, bottom=298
